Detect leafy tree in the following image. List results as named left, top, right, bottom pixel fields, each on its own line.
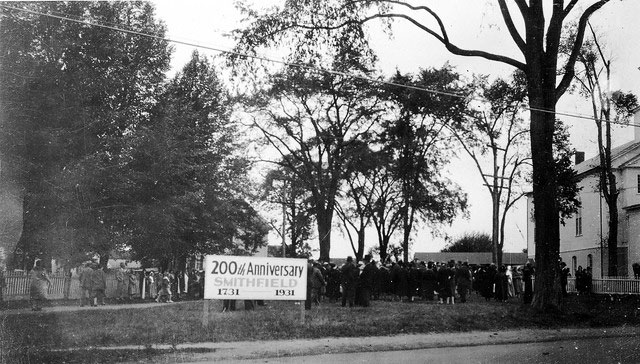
left=335, top=141, right=379, bottom=261
left=381, top=67, right=469, bottom=262
left=123, top=52, right=267, bottom=268
left=0, top=2, right=171, bottom=267
left=449, top=73, right=530, bottom=267
left=263, top=165, right=314, bottom=258
left=244, top=62, right=384, bottom=262
left=367, top=157, right=403, bottom=264
left=232, top=0, right=615, bottom=312
left=553, top=119, right=582, bottom=224
left=441, top=232, right=493, bottom=253
left=565, top=24, right=638, bottom=276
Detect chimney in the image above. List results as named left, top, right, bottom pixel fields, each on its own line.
left=575, top=151, right=585, bottom=165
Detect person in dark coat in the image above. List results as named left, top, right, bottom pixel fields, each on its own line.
left=422, top=262, right=437, bottom=301
left=78, top=263, right=93, bottom=307
left=306, top=260, right=326, bottom=310
left=494, top=265, right=509, bottom=302
left=340, top=257, right=359, bottom=307
left=390, top=261, right=409, bottom=302
left=584, top=266, right=593, bottom=294
left=445, top=261, right=457, bottom=304
left=325, top=263, right=341, bottom=302
left=358, top=256, right=376, bottom=307
left=222, top=299, right=236, bottom=312
left=377, top=264, right=392, bottom=299
left=522, top=262, right=534, bottom=304
left=575, top=265, right=585, bottom=294
left=90, top=264, right=107, bottom=306
left=407, top=262, right=421, bottom=302
left=633, top=263, right=640, bottom=280
left=455, top=262, right=472, bottom=303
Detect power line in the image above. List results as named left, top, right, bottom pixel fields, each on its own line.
left=1, top=3, right=638, bottom=129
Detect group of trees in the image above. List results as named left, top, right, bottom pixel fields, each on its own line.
left=3, top=1, right=635, bottom=313
left=232, top=0, right=625, bottom=311
left=0, top=2, right=267, bottom=270
left=244, top=55, right=474, bottom=263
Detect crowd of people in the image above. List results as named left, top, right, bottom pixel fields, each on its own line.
left=74, top=263, right=206, bottom=307
left=13, top=255, right=595, bottom=311
left=303, top=255, right=540, bottom=308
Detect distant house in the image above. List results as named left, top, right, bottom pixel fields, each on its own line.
left=526, top=107, right=640, bottom=278
left=413, top=252, right=528, bottom=266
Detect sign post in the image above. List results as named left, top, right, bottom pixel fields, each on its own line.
left=201, top=255, right=308, bottom=326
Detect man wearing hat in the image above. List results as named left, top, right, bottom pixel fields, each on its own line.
left=358, top=255, right=376, bottom=307
left=340, top=256, right=359, bottom=307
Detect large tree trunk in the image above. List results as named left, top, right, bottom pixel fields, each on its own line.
left=607, top=197, right=619, bottom=276
left=316, top=210, right=332, bottom=262
left=492, top=188, right=501, bottom=267
left=379, top=235, right=390, bottom=264
left=604, top=121, right=619, bottom=277
left=402, top=212, right=410, bottom=263
left=529, top=92, right=563, bottom=311
left=356, top=227, right=365, bottom=262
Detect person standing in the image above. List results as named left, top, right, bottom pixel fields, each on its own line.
left=0, top=269, right=5, bottom=309
left=29, top=260, right=51, bottom=311
left=340, top=257, right=359, bottom=307
left=455, top=262, right=472, bottom=303
left=115, top=263, right=127, bottom=302
left=506, top=266, right=515, bottom=298
left=157, top=274, right=173, bottom=303
left=358, top=256, right=376, bottom=307
left=78, top=263, right=92, bottom=307
left=306, top=260, right=326, bottom=310
left=90, top=263, right=107, bottom=306
left=560, top=261, right=570, bottom=297
left=147, top=271, right=156, bottom=300
left=127, top=269, right=137, bottom=300
left=522, top=262, right=534, bottom=304
left=222, top=299, right=236, bottom=312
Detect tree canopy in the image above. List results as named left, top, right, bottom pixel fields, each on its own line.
left=1, top=3, right=267, bottom=269
left=441, top=232, right=493, bottom=253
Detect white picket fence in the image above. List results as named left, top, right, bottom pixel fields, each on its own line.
left=535, top=277, right=640, bottom=295
left=1, top=272, right=143, bottom=301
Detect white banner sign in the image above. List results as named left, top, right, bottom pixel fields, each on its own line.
left=203, top=255, right=307, bottom=300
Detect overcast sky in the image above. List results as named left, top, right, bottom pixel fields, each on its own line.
left=153, top=0, right=640, bottom=258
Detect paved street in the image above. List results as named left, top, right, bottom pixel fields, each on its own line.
left=226, top=336, right=640, bottom=364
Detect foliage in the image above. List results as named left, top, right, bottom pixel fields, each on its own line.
left=0, top=4, right=266, bottom=269
left=123, top=52, right=268, bottom=266
left=0, top=1, right=172, bottom=267
left=380, top=67, right=469, bottom=261
left=441, top=232, right=493, bottom=253
left=451, top=72, right=530, bottom=265
left=553, top=119, right=582, bottom=224
left=245, top=60, right=385, bottom=261
left=262, top=166, right=315, bottom=258
left=231, top=0, right=614, bottom=312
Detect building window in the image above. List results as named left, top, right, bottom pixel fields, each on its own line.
left=575, top=206, right=583, bottom=236
left=587, top=254, right=593, bottom=270
left=637, top=174, right=640, bottom=193
left=572, top=256, right=577, bottom=274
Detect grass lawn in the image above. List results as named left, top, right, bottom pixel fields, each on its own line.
left=2, top=293, right=640, bottom=363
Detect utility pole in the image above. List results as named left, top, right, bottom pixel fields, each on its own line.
left=282, top=181, right=286, bottom=258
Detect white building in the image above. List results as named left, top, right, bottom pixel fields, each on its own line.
left=527, top=108, right=640, bottom=278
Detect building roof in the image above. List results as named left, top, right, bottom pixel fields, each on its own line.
left=413, top=252, right=528, bottom=265
left=575, top=140, right=640, bottom=177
